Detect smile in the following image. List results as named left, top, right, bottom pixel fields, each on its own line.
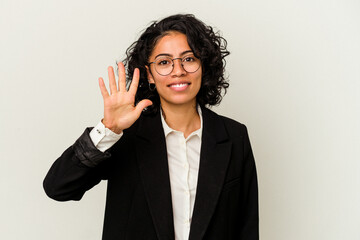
left=168, top=82, right=191, bottom=91
left=169, top=83, right=189, bottom=87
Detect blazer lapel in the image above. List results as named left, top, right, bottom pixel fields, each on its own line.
left=136, top=112, right=175, bottom=240
left=189, top=107, right=232, bottom=240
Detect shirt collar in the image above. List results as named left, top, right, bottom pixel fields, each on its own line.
left=160, top=106, right=203, bottom=139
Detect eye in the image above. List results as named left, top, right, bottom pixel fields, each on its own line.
left=183, top=56, right=195, bottom=62
left=156, top=59, right=171, bottom=66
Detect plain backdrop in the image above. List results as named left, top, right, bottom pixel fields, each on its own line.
left=1, top=0, right=359, bottom=239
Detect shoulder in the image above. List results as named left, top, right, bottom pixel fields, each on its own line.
left=203, top=107, right=249, bottom=138
left=220, top=115, right=250, bottom=140
left=120, top=110, right=163, bottom=140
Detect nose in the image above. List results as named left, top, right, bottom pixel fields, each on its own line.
left=171, top=58, right=186, bottom=76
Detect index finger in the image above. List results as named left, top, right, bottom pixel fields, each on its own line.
left=128, top=68, right=140, bottom=94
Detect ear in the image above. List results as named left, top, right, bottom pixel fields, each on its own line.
left=145, top=66, right=155, bottom=84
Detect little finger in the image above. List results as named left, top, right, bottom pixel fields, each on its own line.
left=98, top=78, right=109, bottom=98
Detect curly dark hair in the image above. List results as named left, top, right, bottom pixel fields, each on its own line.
left=123, top=14, right=230, bottom=115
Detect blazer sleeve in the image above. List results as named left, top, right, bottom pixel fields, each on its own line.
left=43, top=128, right=113, bottom=201
left=240, top=125, right=259, bottom=239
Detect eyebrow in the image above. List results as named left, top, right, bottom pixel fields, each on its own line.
left=154, top=50, right=193, bottom=59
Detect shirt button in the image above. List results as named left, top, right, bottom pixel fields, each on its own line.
left=96, top=129, right=101, bottom=134
left=184, top=190, right=190, bottom=195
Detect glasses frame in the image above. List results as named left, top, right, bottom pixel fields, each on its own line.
left=148, top=55, right=201, bottom=76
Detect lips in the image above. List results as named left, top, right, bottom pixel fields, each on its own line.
left=168, top=82, right=191, bottom=91
left=169, top=83, right=189, bottom=87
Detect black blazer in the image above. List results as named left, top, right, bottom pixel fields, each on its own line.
left=44, top=107, right=259, bottom=240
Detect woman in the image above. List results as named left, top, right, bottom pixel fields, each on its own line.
left=44, top=14, right=259, bottom=240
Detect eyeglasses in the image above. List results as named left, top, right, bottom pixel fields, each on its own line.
left=148, top=54, right=201, bottom=76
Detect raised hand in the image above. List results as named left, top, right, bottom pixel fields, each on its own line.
left=98, top=62, right=152, bottom=134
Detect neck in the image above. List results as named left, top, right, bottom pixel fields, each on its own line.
left=161, top=101, right=201, bottom=138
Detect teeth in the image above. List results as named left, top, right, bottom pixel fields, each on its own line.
left=171, top=83, right=188, bottom=87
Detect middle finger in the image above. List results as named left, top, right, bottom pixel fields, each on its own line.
left=118, top=62, right=126, bottom=92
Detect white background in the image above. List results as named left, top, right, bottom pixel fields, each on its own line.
left=1, top=0, right=359, bottom=239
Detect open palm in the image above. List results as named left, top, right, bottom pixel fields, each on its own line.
left=99, top=62, right=152, bottom=134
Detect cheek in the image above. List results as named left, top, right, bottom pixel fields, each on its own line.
left=197, top=68, right=203, bottom=82
left=195, top=73, right=202, bottom=88
left=152, top=77, right=170, bottom=93
left=155, top=76, right=169, bottom=87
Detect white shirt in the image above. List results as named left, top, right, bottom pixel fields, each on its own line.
left=89, top=109, right=203, bottom=240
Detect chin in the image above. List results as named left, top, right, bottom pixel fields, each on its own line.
left=161, top=96, right=197, bottom=106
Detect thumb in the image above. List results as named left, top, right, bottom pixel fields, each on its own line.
left=134, top=99, right=153, bottom=116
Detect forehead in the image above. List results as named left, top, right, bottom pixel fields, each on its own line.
left=150, top=32, right=192, bottom=59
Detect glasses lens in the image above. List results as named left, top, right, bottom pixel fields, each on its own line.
left=154, top=57, right=173, bottom=75
left=153, top=55, right=201, bottom=76
left=182, top=55, right=200, bottom=73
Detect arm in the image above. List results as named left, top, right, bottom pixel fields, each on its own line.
left=43, top=128, right=112, bottom=201
left=240, top=125, right=259, bottom=239
left=43, top=63, right=152, bottom=201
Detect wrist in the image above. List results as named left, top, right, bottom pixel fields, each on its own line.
left=101, top=119, right=123, bottom=134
